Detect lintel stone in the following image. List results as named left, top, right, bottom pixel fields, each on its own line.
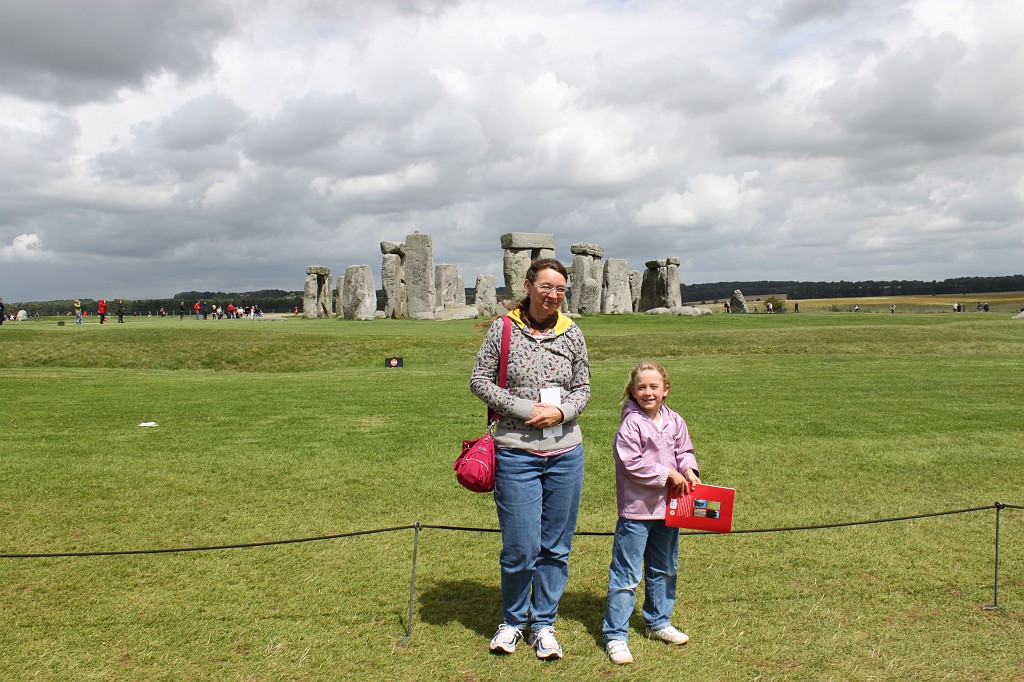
left=570, top=242, right=604, bottom=258
left=380, top=241, right=405, bottom=255
left=500, top=232, right=555, bottom=250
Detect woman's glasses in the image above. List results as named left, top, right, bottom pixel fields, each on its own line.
left=533, top=284, right=567, bottom=295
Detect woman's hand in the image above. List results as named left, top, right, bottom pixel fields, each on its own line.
left=524, top=402, right=564, bottom=429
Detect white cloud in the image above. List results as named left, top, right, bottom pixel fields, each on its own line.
left=0, top=233, right=52, bottom=263
left=0, top=0, right=1022, bottom=300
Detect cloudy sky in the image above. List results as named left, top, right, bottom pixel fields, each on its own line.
left=1, top=0, right=1022, bottom=301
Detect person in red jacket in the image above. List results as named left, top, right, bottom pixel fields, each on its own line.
left=98, top=299, right=107, bottom=324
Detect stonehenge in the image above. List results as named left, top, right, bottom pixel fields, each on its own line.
left=302, top=265, right=333, bottom=318
left=306, top=231, right=708, bottom=321
left=601, top=258, right=632, bottom=314
left=342, top=265, right=377, bottom=320
left=569, top=242, right=604, bottom=315
left=405, top=232, right=437, bottom=320
left=500, top=232, right=556, bottom=301
left=638, top=258, right=682, bottom=312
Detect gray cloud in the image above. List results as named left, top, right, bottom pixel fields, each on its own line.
left=0, top=0, right=235, bottom=104
left=1, top=0, right=1022, bottom=301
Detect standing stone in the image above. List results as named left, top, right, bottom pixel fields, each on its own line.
left=435, top=264, right=462, bottom=309
left=638, top=258, right=682, bottom=311
left=665, top=258, right=682, bottom=308
left=503, top=249, right=534, bottom=302
left=731, top=289, right=750, bottom=314
left=381, top=253, right=403, bottom=318
left=303, top=265, right=332, bottom=318
left=569, top=243, right=605, bottom=314
left=457, top=274, right=466, bottom=305
left=342, top=265, right=377, bottom=320
left=639, top=260, right=668, bottom=312
left=303, top=271, right=318, bottom=318
left=381, top=240, right=409, bottom=319
left=628, top=271, right=642, bottom=312
left=500, top=232, right=557, bottom=296
left=474, top=274, right=499, bottom=317
left=601, top=259, right=632, bottom=314
left=342, top=274, right=350, bottom=319
left=578, top=277, right=602, bottom=314
left=405, top=232, right=436, bottom=320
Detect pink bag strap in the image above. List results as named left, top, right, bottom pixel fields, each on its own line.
left=488, top=316, right=512, bottom=426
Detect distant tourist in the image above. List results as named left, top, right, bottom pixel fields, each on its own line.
left=74, top=299, right=83, bottom=324
left=0, top=298, right=5, bottom=325
left=117, top=300, right=125, bottom=323
left=98, top=299, right=108, bottom=324
left=890, top=304, right=896, bottom=314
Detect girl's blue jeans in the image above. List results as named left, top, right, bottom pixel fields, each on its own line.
left=494, top=444, right=584, bottom=632
left=602, top=517, right=680, bottom=642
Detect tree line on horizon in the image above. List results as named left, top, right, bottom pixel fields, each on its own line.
left=8, top=275, right=1023, bottom=315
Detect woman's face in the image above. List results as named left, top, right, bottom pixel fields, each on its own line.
left=525, top=268, right=567, bottom=319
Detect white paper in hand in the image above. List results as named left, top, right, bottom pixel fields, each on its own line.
left=539, top=387, right=563, bottom=438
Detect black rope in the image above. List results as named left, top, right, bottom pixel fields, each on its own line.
left=0, top=525, right=414, bottom=559
left=1, top=504, right=1018, bottom=559
left=422, top=505, right=1000, bottom=538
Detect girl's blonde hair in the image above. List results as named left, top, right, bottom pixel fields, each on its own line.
left=622, top=360, right=671, bottom=401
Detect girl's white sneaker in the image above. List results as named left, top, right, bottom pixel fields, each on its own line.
left=606, top=640, right=634, bottom=664
left=646, top=624, right=690, bottom=645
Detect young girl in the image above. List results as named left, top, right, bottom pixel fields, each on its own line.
left=603, top=360, right=700, bottom=665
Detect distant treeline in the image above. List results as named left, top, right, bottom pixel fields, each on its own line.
left=10, top=290, right=303, bottom=316
left=682, top=275, right=1024, bottom=302
left=10, top=276, right=1024, bottom=314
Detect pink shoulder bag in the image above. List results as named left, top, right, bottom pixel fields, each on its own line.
left=454, top=316, right=511, bottom=493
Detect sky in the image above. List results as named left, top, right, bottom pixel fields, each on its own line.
left=1, top=0, right=1022, bottom=302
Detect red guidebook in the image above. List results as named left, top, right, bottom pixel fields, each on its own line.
left=665, top=483, right=735, bottom=533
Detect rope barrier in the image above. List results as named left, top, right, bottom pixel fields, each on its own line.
left=0, top=525, right=415, bottom=559
left=1, top=505, right=1016, bottom=558
left=2, top=503, right=1016, bottom=640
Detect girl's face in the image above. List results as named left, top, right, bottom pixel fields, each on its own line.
left=632, top=369, right=669, bottom=419
left=525, top=268, right=567, bottom=320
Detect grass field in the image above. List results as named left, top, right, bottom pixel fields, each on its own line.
left=1, top=311, right=1022, bottom=680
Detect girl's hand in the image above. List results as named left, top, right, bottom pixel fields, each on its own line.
left=667, top=470, right=687, bottom=495
left=525, top=403, right=564, bottom=429
left=682, top=469, right=701, bottom=494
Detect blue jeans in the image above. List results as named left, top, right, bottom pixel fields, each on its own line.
left=494, top=444, right=584, bottom=632
left=602, top=517, right=680, bottom=642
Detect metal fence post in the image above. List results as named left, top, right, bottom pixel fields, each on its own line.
left=401, top=521, right=422, bottom=642
left=982, top=503, right=1004, bottom=612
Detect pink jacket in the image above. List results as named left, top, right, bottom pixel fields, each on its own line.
left=614, top=398, right=699, bottom=519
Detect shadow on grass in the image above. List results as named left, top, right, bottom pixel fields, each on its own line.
left=417, top=579, right=608, bottom=645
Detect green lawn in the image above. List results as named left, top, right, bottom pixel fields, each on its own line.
left=1, top=312, right=1022, bottom=680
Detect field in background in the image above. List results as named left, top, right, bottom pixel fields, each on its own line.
left=682, top=290, right=1024, bottom=314
left=1, top=312, right=1022, bottom=680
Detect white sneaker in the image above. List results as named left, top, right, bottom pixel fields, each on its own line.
left=526, top=626, right=563, bottom=660
left=605, top=640, right=634, bottom=665
left=646, top=624, right=689, bottom=645
left=489, top=624, right=522, bottom=654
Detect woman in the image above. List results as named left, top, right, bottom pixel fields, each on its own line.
left=470, top=258, right=590, bottom=660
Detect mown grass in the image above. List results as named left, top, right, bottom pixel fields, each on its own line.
left=1, top=312, right=1022, bottom=681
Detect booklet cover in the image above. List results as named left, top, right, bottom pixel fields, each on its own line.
left=665, top=483, right=735, bottom=533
